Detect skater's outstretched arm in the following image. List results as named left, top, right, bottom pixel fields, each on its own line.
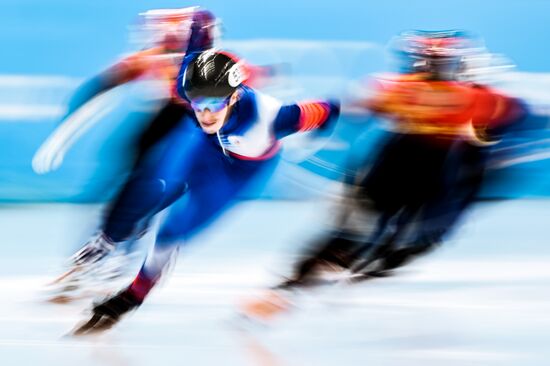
left=272, top=99, right=340, bottom=139
left=34, top=9, right=217, bottom=175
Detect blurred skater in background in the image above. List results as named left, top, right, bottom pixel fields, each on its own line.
left=242, top=30, right=527, bottom=322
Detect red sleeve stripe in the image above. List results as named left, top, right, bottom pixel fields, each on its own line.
left=298, top=102, right=331, bottom=131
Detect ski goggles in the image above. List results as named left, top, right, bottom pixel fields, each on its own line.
left=190, top=96, right=230, bottom=113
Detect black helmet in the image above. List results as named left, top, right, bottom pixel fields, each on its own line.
left=182, top=50, right=245, bottom=100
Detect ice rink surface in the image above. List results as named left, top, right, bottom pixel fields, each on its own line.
left=0, top=199, right=549, bottom=365
left=1, top=0, right=550, bottom=364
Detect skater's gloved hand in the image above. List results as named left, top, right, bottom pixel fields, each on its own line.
left=32, top=129, right=74, bottom=174
left=71, top=288, right=142, bottom=336
left=70, top=233, right=116, bottom=266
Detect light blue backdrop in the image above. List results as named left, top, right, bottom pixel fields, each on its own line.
left=0, top=1, right=549, bottom=201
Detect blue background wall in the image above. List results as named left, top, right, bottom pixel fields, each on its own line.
left=0, top=1, right=549, bottom=201
left=3, top=1, right=550, bottom=74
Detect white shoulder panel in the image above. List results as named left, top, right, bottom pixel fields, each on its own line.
left=222, top=92, right=283, bottom=158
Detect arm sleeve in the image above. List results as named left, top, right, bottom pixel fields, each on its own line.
left=472, top=86, right=528, bottom=141
left=184, top=9, right=216, bottom=54
left=174, top=10, right=217, bottom=102
left=273, top=100, right=340, bottom=139
left=63, top=74, right=116, bottom=121
left=62, top=51, right=152, bottom=121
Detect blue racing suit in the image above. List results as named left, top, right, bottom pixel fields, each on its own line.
left=104, top=78, right=339, bottom=300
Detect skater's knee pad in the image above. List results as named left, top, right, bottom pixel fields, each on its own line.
left=124, top=177, right=168, bottom=204
left=165, top=179, right=189, bottom=197
left=104, top=178, right=171, bottom=242
left=156, top=223, right=186, bottom=247
left=157, top=179, right=188, bottom=209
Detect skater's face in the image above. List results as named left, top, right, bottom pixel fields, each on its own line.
left=192, top=92, right=238, bottom=134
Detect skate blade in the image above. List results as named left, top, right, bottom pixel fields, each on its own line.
left=238, top=291, right=294, bottom=325
left=49, top=266, right=83, bottom=285
left=229, top=312, right=272, bottom=332
left=44, top=288, right=111, bottom=305
left=70, top=314, right=119, bottom=337
left=341, top=270, right=394, bottom=285
left=46, top=293, right=87, bottom=305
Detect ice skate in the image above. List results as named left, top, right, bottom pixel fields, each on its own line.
left=71, top=287, right=142, bottom=336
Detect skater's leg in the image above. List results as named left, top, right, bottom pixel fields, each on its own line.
left=72, top=146, right=279, bottom=333
left=276, top=233, right=369, bottom=289
left=101, top=120, right=199, bottom=243
left=50, top=123, right=200, bottom=301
